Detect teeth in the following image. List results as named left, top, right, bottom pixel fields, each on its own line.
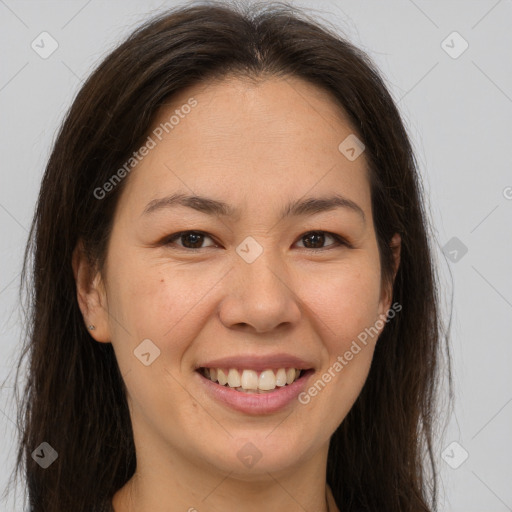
left=275, top=368, right=287, bottom=387
left=258, top=369, right=276, bottom=390
left=217, top=369, right=228, bottom=386
left=202, top=367, right=303, bottom=392
left=286, top=368, right=296, bottom=385
left=241, top=369, right=259, bottom=390
left=227, top=368, right=241, bottom=388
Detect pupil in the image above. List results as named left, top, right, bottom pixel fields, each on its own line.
left=304, top=232, right=324, bottom=249
left=183, top=232, right=203, bottom=248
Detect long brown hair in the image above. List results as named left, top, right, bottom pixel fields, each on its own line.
left=5, top=1, right=451, bottom=510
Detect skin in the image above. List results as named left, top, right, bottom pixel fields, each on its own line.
left=73, top=75, right=400, bottom=512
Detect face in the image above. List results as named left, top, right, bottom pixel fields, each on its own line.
left=75, top=76, right=400, bottom=481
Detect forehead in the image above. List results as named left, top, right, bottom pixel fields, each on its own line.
left=115, top=75, right=371, bottom=222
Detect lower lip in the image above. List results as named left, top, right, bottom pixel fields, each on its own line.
left=196, top=369, right=314, bottom=415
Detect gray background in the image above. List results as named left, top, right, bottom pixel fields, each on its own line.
left=1, top=0, right=511, bottom=510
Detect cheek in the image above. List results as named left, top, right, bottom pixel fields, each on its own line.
left=106, top=260, right=210, bottom=425
left=107, top=254, right=221, bottom=356
left=294, top=260, right=383, bottom=435
left=299, top=256, right=383, bottom=346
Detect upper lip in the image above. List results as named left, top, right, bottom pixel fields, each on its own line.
left=195, top=353, right=315, bottom=372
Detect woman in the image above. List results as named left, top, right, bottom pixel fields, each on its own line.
left=9, top=1, right=450, bottom=511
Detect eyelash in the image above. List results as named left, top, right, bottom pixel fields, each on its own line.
left=161, top=230, right=352, bottom=252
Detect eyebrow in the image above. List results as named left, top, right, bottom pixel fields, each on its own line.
left=141, top=192, right=366, bottom=224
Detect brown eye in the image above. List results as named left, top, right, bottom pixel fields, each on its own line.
left=161, top=230, right=349, bottom=252
left=296, top=231, right=349, bottom=251
left=164, top=231, right=217, bottom=250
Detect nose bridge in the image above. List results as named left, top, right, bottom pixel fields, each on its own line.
left=219, top=236, right=301, bottom=331
left=236, top=237, right=287, bottom=299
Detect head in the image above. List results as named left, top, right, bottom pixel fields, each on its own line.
left=10, top=2, right=447, bottom=511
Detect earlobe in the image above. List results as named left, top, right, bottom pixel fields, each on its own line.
left=71, top=240, right=111, bottom=343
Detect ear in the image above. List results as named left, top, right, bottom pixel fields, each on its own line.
left=378, top=232, right=401, bottom=318
left=71, top=239, right=111, bottom=343
left=389, top=232, right=401, bottom=282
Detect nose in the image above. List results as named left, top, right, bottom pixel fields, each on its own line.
left=218, top=250, right=302, bottom=334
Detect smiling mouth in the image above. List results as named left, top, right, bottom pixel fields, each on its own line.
left=197, top=367, right=311, bottom=394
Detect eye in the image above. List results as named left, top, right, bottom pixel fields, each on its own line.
left=295, top=231, right=350, bottom=251
left=162, top=230, right=350, bottom=251
left=163, top=231, right=218, bottom=250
